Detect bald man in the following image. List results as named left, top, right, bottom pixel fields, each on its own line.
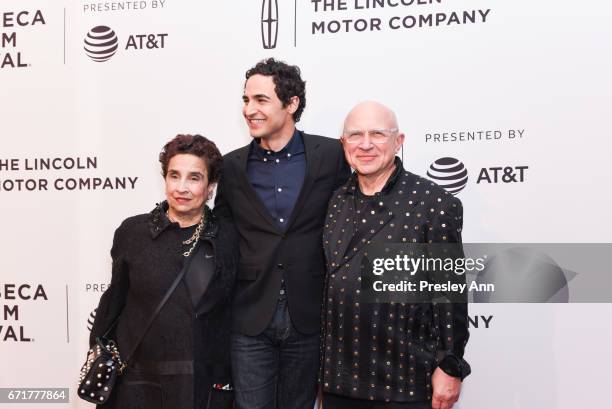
left=320, top=102, right=471, bottom=409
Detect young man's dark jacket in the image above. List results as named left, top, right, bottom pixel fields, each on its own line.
left=214, top=131, right=351, bottom=336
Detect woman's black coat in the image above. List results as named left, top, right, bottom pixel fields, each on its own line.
left=89, top=203, right=236, bottom=409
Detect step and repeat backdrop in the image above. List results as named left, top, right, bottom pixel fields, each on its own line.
left=1, top=0, right=611, bottom=407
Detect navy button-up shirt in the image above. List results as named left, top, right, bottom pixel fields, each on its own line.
left=246, top=130, right=306, bottom=231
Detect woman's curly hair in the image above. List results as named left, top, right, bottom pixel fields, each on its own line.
left=159, top=134, right=222, bottom=184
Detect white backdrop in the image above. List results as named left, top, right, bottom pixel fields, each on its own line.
left=1, top=0, right=612, bottom=407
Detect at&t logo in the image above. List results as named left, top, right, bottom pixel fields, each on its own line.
left=87, top=309, right=96, bottom=332
left=477, top=166, right=528, bottom=184
left=426, top=157, right=468, bottom=195
left=426, top=158, right=529, bottom=194
left=84, top=26, right=118, bottom=62
left=83, top=25, right=168, bottom=62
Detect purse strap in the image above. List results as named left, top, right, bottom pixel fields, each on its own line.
left=122, top=240, right=202, bottom=366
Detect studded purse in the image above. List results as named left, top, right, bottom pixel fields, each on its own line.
left=77, top=337, right=125, bottom=404
left=77, top=241, right=201, bottom=404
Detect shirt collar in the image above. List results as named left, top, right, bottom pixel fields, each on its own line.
left=249, top=129, right=304, bottom=160
left=345, top=156, right=404, bottom=197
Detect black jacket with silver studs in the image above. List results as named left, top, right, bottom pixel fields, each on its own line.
left=321, top=158, right=470, bottom=403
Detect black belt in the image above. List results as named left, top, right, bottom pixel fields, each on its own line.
left=131, top=360, right=193, bottom=375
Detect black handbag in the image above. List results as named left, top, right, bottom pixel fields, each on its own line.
left=77, top=244, right=199, bottom=404
left=77, top=336, right=124, bottom=404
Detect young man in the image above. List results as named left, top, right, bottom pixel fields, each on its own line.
left=214, top=58, right=351, bottom=409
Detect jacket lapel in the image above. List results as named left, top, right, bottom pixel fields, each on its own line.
left=233, top=146, right=282, bottom=233
left=285, top=132, right=321, bottom=231
left=329, top=192, right=395, bottom=274
left=325, top=191, right=357, bottom=271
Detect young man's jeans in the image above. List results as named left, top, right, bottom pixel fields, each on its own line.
left=231, top=296, right=320, bottom=409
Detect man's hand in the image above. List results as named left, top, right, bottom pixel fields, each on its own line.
left=431, top=367, right=462, bottom=409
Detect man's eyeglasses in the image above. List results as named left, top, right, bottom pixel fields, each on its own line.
left=342, top=128, right=398, bottom=144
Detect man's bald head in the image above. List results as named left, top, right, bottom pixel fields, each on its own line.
left=340, top=101, right=404, bottom=185
left=343, top=100, right=399, bottom=133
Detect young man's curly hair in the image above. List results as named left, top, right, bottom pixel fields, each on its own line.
left=245, top=58, right=307, bottom=122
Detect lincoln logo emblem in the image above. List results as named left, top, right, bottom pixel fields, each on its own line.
left=261, top=0, right=278, bottom=49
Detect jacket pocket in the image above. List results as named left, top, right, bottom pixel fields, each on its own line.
left=206, top=388, right=234, bottom=409
left=284, top=259, right=325, bottom=277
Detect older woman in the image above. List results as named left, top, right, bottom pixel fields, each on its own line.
left=88, top=134, right=236, bottom=409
